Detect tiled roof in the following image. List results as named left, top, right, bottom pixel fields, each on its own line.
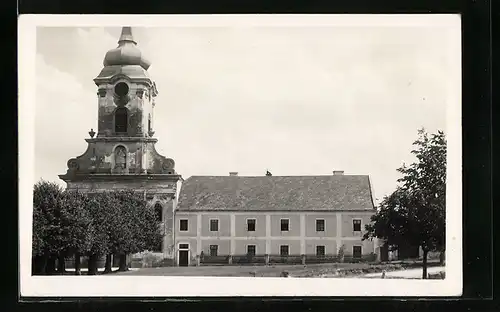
left=176, top=175, right=375, bottom=212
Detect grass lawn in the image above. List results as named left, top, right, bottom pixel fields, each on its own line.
left=114, top=260, right=442, bottom=278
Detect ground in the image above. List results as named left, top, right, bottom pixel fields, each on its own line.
left=107, top=260, right=443, bottom=278
left=362, top=266, right=445, bottom=279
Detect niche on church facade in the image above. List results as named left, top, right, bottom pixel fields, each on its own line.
left=113, top=145, right=128, bottom=173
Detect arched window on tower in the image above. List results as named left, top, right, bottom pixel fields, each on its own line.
left=115, top=107, right=128, bottom=133
left=154, top=203, right=163, bottom=223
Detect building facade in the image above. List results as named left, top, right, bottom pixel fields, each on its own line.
left=58, top=27, right=381, bottom=267
left=174, top=173, right=379, bottom=266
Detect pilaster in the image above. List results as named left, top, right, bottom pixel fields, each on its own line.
left=230, top=214, right=236, bottom=255
left=196, top=214, right=202, bottom=255
left=265, top=214, right=271, bottom=255
left=336, top=212, right=342, bottom=253
left=300, top=213, right=306, bottom=255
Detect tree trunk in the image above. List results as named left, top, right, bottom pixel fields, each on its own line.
left=422, top=249, right=428, bottom=279
left=439, top=251, right=445, bottom=265
left=74, top=252, right=81, bottom=275
left=87, top=254, right=99, bottom=275
left=46, top=256, right=56, bottom=275
left=104, top=254, right=113, bottom=273
left=57, top=254, right=66, bottom=274
left=118, top=254, right=129, bottom=272
left=32, top=256, right=42, bottom=275
left=39, top=254, right=48, bottom=275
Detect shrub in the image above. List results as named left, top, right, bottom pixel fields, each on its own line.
left=366, top=252, right=378, bottom=262
left=138, top=251, right=164, bottom=268
left=153, top=258, right=175, bottom=267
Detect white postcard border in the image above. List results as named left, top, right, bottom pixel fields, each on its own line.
left=18, top=14, right=462, bottom=297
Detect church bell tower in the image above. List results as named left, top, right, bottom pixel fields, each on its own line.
left=59, top=27, right=181, bottom=260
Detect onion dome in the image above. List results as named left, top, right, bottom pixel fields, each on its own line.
left=103, top=27, right=151, bottom=70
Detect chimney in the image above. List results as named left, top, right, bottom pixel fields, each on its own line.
left=332, top=170, right=344, bottom=175
left=229, top=172, right=238, bottom=176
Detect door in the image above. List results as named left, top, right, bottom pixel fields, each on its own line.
left=353, top=246, right=362, bottom=259
left=178, top=250, right=189, bottom=267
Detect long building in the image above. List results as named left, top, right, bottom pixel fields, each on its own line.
left=174, top=173, right=379, bottom=266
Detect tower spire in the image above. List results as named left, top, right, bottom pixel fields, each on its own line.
left=118, top=26, right=136, bottom=44
left=101, top=26, right=151, bottom=70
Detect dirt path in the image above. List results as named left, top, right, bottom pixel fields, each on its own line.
left=116, top=263, right=362, bottom=277
left=114, top=262, right=442, bottom=278
left=362, top=266, right=445, bottom=278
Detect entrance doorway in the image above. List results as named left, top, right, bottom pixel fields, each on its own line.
left=178, top=243, right=190, bottom=267
left=178, top=250, right=189, bottom=267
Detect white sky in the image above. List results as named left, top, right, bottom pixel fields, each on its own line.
left=34, top=23, right=455, bottom=203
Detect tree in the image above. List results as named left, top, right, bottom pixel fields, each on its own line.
left=84, top=192, right=116, bottom=275
left=363, top=129, right=446, bottom=279
left=62, top=191, right=94, bottom=275
left=109, top=190, right=163, bottom=271
left=82, top=190, right=163, bottom=273
left=32, top=180, right=66, bottom=274
left=33, top=183, right=165, bottom=275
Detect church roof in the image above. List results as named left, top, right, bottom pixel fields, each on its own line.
left=176, top=175, right=375, bottom=212
left=103, top=27, right=151, bottom=70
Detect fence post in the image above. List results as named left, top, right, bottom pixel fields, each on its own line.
left=301, top=254, right=306, bottom=265
left=228, top=255, right=233, bottom=265
left=265, top=254, right=270, bottom=265
left=196, top=255, right=200, bottom=266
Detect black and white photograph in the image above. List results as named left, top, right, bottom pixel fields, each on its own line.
left=19, top=14, right=462, bottom=297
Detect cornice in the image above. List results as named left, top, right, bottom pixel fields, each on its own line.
left=59, top=173, right=182, bottom=182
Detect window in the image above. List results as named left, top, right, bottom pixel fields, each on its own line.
left=114, top=107, right=128, bottom=133
left=353, top=246, right=362, bottom=258
left=179, top=243, right=189, bottom=249
left=179, top=219, right=188, bottom=231
left=280, top=219, right=289, bottom=231
left=209, top=219, right=219, bottom=232
left=114, top=82, right=129, bottom=97
left=247, top=219, right=256, bottom=232
left=280, top=245, right=289, bottom=256
left=154, top=203, right=162, bottom=222
left=247, top=245, right=256, bottom=256
left=316, top=219, right=325, bottom=232
left=353, top=219, right=362, bottom=232
left=316, top=245, right=325, bottom=257
left=209, top=245, right=218, bottom=256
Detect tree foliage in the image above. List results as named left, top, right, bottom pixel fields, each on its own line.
left=32, top=180, right=65, bottom=257
left=32, top=181, right=164, bottom=275
left=363, top=129, right=446, bottom=278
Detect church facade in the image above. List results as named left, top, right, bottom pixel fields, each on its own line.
left=59, top=27, right=380, bottom=266
left=59, top=27, right=181, bottom=260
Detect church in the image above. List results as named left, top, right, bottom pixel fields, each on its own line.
left=59, top=27, right=380, bottom=267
